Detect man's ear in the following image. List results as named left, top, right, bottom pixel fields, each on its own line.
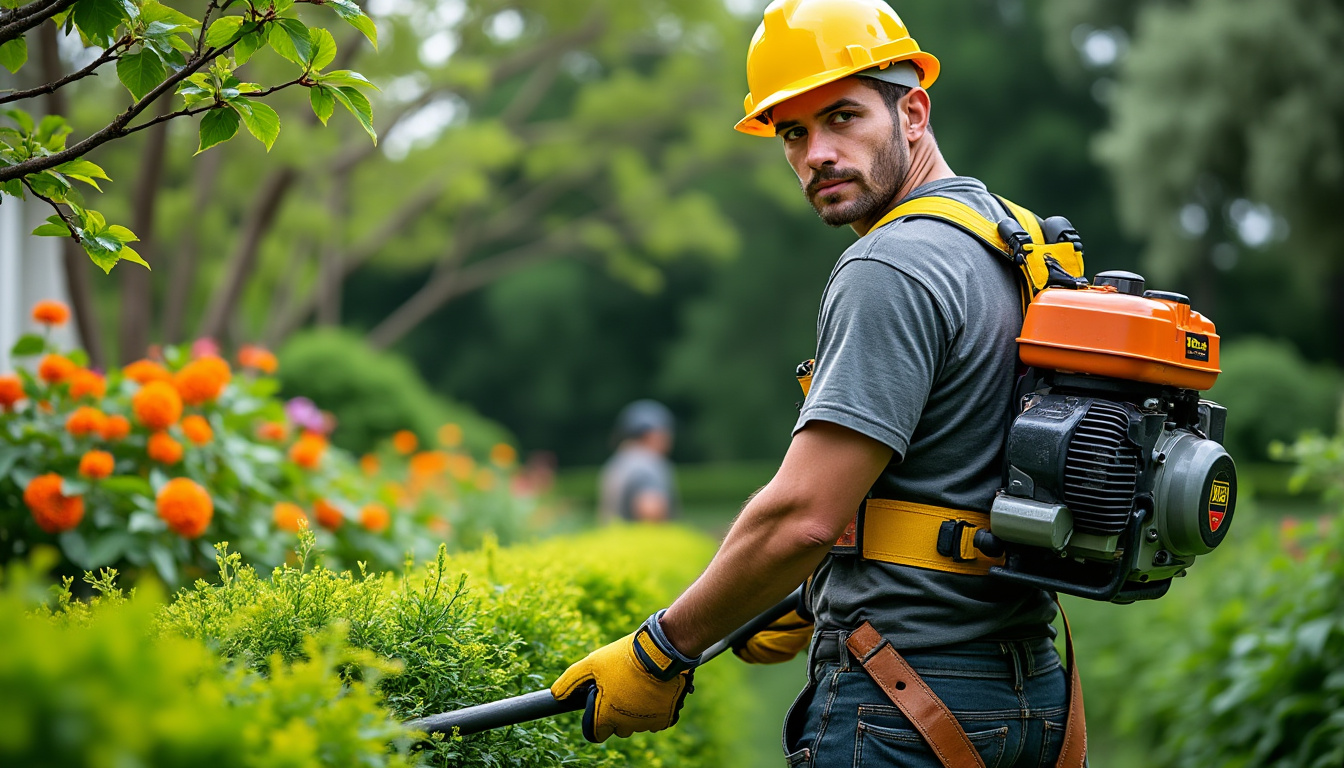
left=903, top=87, right=932, bottom=143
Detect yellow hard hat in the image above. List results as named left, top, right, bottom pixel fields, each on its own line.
left=735, top=0, right=941, bottom=137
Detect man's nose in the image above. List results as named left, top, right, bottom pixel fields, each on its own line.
left=805, top=133, right=839, bottom=170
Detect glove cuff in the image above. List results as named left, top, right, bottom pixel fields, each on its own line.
left=632, top=610, right=701, bottom=682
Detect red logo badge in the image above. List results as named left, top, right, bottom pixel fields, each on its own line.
left=1208, top=479, right=1230, bottom=532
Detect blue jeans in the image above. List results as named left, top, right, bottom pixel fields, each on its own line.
left=782, top=629, right=1071, bottom=767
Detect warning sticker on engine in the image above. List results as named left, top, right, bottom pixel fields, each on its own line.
left=1208, top=479, right=1230, bottom=532
left=1186, top=333, right=1210, bottom=361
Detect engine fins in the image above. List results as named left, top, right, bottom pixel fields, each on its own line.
left=1063, top=400, right=1139, bottom=535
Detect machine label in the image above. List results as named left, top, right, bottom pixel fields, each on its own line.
left=1208, top=479, right=1230, bottom=532
left=1186, top=333, right=1210, bottom=361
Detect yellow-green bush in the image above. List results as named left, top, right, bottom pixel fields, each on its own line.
left=0, top=553, right=415, bottom=768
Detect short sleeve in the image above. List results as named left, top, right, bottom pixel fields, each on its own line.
left=793, top=258, right=950, bottom=459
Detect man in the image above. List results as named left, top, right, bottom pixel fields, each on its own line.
left=552, top=2, right=1082, bottom=765
left=598, top=399, right=678, bottom=524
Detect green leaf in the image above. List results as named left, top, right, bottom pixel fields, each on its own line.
left=35, top=114, right=72, bottom=150
left=0, top=179, right=23, bottom=198
left=116, top=48, right=167, bottom=102
left=140, top=0, right=197, bottom=30
left=147, top=542, right=178, bottom=585
left=328, top=0, right=377, bottom=49
left=234, top=29, right=264, bottom=65
left=196, top=106, right=240, bottom=154
left=318, top=69, right=378, bottom=90
left=9, top=334, right=45, bottom=357
left=229, top=97, right=280, bottom=151
left=309, top=27, right=336, bottom=71
left=204, top=16, right=243, bottom=49
left=0, top=37, right=26, bottom=74
left=100, top=475, right=154, bottom=497
left=55, top=158, right=111, bottom=191
left=28, top=170, right=72, bottom=201
left=72, top=0, right=129, bottom=47
left=31, top=221, right=71, bottom=237
left=331, top=85, right=376, bottom=144
left=267, top=17, right=313, bottom=66
left=106, top=224, right=138, bottom=243
left=309, top=85, right=335, bottom=125
left=82, top=241, right=121, bottom=273
left=117, top=244, right=150, bottom=269
left=4, top=108, right=33, bottom=134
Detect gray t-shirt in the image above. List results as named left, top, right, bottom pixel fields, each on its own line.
left=794, top=176, right=1056, bottom=648
left=598, top=445, right=677, bottom=524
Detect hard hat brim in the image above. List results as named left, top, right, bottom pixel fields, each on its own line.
left=734, top=50, right=941, bottom=137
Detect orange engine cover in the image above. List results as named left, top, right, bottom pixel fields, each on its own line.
left=1018, top=286, right=1220, bottom=390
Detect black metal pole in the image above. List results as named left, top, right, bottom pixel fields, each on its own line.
left=406, top=586, right=805, bottom=737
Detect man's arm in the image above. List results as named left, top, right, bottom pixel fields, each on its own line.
left=658, top=419, right=892, bottom=656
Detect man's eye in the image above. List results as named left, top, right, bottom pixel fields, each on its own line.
left=781, top=127, right=806, bottom=141
left=831, top=111, right=855, bottom=124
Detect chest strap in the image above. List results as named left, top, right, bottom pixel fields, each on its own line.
left=842, top=498, right=1005, bottom=576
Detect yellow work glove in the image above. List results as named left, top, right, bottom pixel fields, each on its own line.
left=731, top=609, right=814, bottom=664
left=551, top=610, right=698, bottom=743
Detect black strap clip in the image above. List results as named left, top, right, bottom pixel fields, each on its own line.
left=936, top=519, right=976, bottom=562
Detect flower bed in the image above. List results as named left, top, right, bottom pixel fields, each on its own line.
left=2, top=525, right=749, bottom=767
left=0, top=302, right=533, bottom=584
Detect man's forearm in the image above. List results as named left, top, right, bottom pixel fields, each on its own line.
left=657, top=485, right=838, bottom=656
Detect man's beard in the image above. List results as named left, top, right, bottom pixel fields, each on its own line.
left=803, top=137, right=909, bottom=228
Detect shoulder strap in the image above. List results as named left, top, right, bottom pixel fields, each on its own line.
left=866, top=194, right=1086, bottom=313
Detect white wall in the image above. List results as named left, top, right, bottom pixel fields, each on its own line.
left=0, top=196, right=80, bottom=373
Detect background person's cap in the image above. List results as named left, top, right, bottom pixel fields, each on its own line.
left=614, top=399, right=675, bottom=442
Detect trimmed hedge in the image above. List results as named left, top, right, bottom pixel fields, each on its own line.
left=3, top=525, right=748, bottom=767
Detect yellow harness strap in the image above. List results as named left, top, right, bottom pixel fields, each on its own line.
left=864, top=194, right=1086, bottom=314
left=861, top=499, right=1005, bottom=576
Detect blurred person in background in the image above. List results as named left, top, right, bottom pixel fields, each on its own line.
left=597, top=399, right=679, bottom=524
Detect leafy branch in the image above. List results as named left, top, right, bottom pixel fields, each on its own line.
left=0, top=0, right=380, bottom=272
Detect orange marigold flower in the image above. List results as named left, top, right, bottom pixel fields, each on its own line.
left=360, top=503, right=390, bottom=533
left=65, top=406, right=107, bottom=437
left=359, top=453, right=380, bottom=477
left=147, top=431, right=183, bottom=465
left=132, top=381, right=182, bottom=430
left=78, top=450, right=115, bottom=480
left=490, top=443, right=517, bottom=468
left=38, top=354, right=77, bottom=384
left=289, top=433, right=327, bottom=469
left=124, top=359, right=173, bottom=385
left=31, top=299, right=70, bottom=326
left=100, top=414, right=131, bottom=441
left=273, top=502, right=308, bottom=532
left=237, top=345, right=279, bottom=375
left=475, top=468, right=496, bottom=491
left=313, top=498, right=344, bottom=530
left=181, top=414, right=213, bottom=446
left=174, top=356, right=231, bottom=406
left=409, top=450, right=449, bottom=478
left=437, top=423, right=463, bottom=448
left=447, top=453, right=475, bottom=481
left=392, top=430, right=418, bottom=455
left=0, top=374, right=25, bottom=410
left=256, top=421, right=289, bottom=442
left=24, top=473, right=84, bottom=533
left=156, top=477, right=213, bottom=538
left=68, top=368, right=107, bottom=400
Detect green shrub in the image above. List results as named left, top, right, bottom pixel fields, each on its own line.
left=158, top=525, right=748, bottom=767
left=1209, top=337, right=1342, bottom=462
left=0, top=551, right=415, bottom=768
left=278, top=329, right=511, bottom=456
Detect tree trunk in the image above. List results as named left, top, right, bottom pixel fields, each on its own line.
left=37, top=22, right=104, bottom=368
left=197, top=167, right=298, bottom=343
left=118, top=96, right=171, bottom=361
left=317, top=173, right=349, bottom=325
left=162, top=148, right=222, bottom=344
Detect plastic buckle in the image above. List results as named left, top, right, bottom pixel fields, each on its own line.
left=936, top=519, right=977, bottom=563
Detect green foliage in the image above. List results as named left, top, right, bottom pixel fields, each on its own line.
left=278, top=328, right=511, bottom=456
left=0, top=0, right=379, bottom=271
left=157, top=525, right=749, bottom=767
left=1209, top=338, right=1343, bottom=462
left=0, top=551, right=416, bottom=768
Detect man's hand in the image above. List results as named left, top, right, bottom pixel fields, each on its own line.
left=732, top=608, right=814, bottom=665
left=551, top=611, right=698, bottom=743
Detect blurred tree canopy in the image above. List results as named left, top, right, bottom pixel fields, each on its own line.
left=1042, top=0, right=1344, bottom=359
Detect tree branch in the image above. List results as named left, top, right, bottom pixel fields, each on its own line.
left=0, top=36, right=130, bottom=106
left=0, top=0, right=77, bottom=46
left=21, top=176, right=80, bottom=240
